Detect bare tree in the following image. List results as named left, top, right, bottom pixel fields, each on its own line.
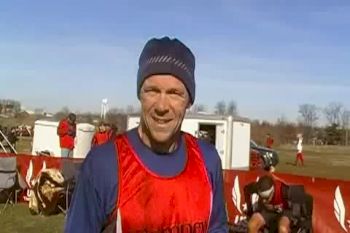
left=54, top=106, right=71, bottom=120
left=275, top=116, right=298, bottom=144
left=190, top=104, right=206, bottom=113
left=341, top=109, right=350, bottom=128
left=277, top=115, right=288, bottom=125
left=226, top=101, right=237, bottom=116
left=196, top=104, right=206, bottom=112
left=107, top=107, right=124, bottom=115
left=0, top=99, right=21, bottom=114
left=298, top=104, right=319, bottom=143
left=61, top=106, right=70, bottom=114
left=215, top=101, right=226, bottom=115
left=298, top=104, right=319, bottom=127
left=126, top=105, right=135, bottom=114
left=341, top=109, right=350, bottom=146
left=324, top=102, right=343, bottom=125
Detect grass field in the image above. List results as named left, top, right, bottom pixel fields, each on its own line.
left=0, top=138, right=349, bottom=232
left=275, top=144, right=350, bottom=180
left=0, top=204, right=64, bottom=233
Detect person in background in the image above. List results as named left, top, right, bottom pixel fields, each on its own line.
left=91, top=122, right=111, bottom=147
left=65, top=36, right=228, bottom=232
left=245, top=175, right=291, bottom=233
left=245, top=175, right=313, bottom=233
left=295, top=133, right=304, bottom=166
left=57, top=113, right=76, bottom=158
left=265, top=133, right=274, bottom=149
left=108, top=123, right=118, bottom=141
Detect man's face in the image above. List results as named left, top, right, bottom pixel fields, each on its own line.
left=99, top=125, right=106, bottom=132
left=139, top=74, right=190, bottom=144
left=68, top=116, right=76, bottom=124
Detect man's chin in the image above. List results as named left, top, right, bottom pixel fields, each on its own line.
left=150, top=135, right=172, bottom=144
left=149, top=131, right=175, bottom=143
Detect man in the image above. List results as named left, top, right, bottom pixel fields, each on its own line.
left=57, top=113, right=76, bottom=158
left=295, top=134, right=304, bottom=166
left=244, top=175, right=291, bottom=233
left=91, top=122, right=111, bottom=147
left=265, top=133, right=274, bottom=149
left=65, top=37, right=228, bottom=232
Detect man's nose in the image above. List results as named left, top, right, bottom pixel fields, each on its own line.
left=154, top=94, right=169, bottom=115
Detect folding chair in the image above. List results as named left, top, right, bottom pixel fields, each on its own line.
left=286, top=186, right=313, bottom=233
left=0, top=156, right=19, bottom=213
left=57, top=159, right=82, bottom=215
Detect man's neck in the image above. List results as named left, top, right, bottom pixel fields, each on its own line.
left=137, top=126, right=179, bottom=154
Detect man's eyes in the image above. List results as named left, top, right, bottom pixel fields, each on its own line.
left=144, top=89, right=183, bottom=95
left=168, top=90, right=184, bottom=96
left=144, top=88, right=159, bottom=93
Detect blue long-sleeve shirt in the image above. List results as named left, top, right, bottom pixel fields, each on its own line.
left=65, top=128, right=228, bottom=232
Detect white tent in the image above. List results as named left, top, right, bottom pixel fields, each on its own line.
left=31, top=120, right=95, bottom=158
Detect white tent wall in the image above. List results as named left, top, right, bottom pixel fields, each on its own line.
left=73, top=123, right=95, bottom=159
left=127, top=117, right=141, bottom=130
left=32, top=121, right=61, bottom=156
left=230, top=121, right=251, bottom=170
left=32, top=120, right=95, bottom=158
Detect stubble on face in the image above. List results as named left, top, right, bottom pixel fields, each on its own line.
left=138, top=75, right=191, bottom=154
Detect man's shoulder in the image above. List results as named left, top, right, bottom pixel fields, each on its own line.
left=88, top=141, right=116, bottom=157
left=59, top=118, right=67, bottom=123
left=80, top=141, right=118, bottom=194
left=182, top=132, right=216, bottom=150
left=194, top=136, right=222, bottom=170
left=196, top=138, right=219, bottom=155
left=83, top=141, right=117, bottom=171
left=58, top=119, right=68, bottom=126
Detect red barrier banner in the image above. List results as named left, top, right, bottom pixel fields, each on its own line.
left=16, top=154, right=62, bottom=186
left=0, top=153, right=81, bottom=201
left=223, top=170, right=350, bottom=233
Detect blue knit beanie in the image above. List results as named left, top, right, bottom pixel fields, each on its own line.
left=137, top=37, right=196, bottom=104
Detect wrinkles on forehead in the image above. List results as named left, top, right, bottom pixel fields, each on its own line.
left=141, top=75, right=190, bottom=100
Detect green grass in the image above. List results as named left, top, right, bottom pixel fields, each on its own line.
left=15, top=136, right=33, bottom=154
left=0, top=136, right=32, bottom=154
left=275, top=144, right=350, bottom=180
left=0, top=204, right=64, bottom=233
left=1, top=137, right=63, bottom=233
